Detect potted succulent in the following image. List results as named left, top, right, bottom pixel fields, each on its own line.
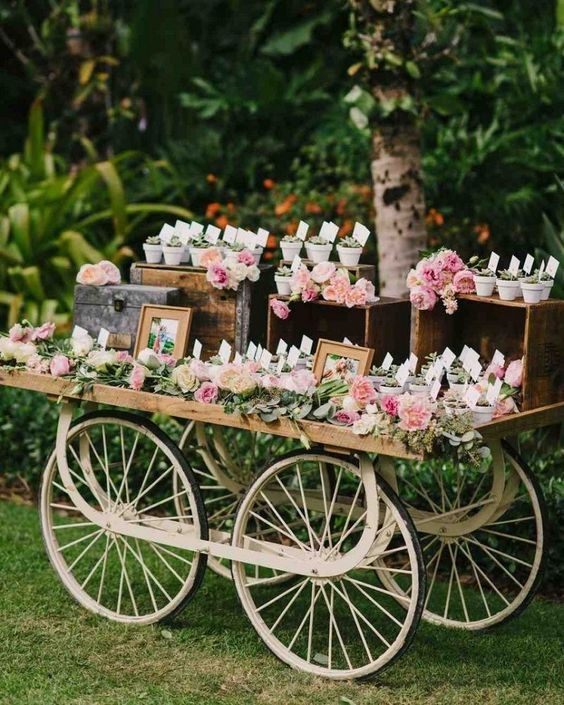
left=535, top=269, right=554, bottom=300
left=251, top=245, right=264, bottom=265
left=378, top=373, right=404, bottom=396
left=442, top=390, right=469, bottom=416
left=336, top=236, right=363, bottom=266
left=280, top=235, right=302, bottom=261
left=496, top=269, right=520, bottom=301
left=520, top=274, right=544, bottom=304
left=409, top=373, right=430, bottom=396
left=469, top=394, right=496, bottom=425
left=447, top=367, right=470, bottom=393
left=274, top=265, right=292, bottom=295
left=162, top=235, right=184, bottom=266
left=473, top=268, right=496, bottom=297
left=143, top=235, right=163, bottom=264
left=305, top=236, right=332, bottom=264
left=368, top=363, right=397, bottom=390
left=189, top=235, right=210, bottom=267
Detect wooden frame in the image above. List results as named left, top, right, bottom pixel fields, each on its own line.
left=134, top=304, right=193, bottom=359
left=312, top=338, right=374, bottom=383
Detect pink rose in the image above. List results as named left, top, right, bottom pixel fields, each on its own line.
left=98, top=260, right=121, bottom=285
left=334, top=409, right=360, bottom=426
left=350, top=376, right=377, bottom=408
left=31, top=322, right=56, bottom=341
left=76, top=263, right=109, bottom=286
left=129, top=364, right=147, bottom=391
left=416, top=260, right=441, bottom=290
left=243, top=359, right=262, bottom=374
left=504, top=359, right=523, bottom=388
left=310, top=261, right=336, bottom=284
left=321, top=284, right=338, bottom=302
left=406, top=268, right=422, bottom=289
left=354, top=278, right=376, bottom=301
left=453, top=269, right=476, bottom=294
left=194, top=381, right=219, bottom=404
left=345, top=286, right=367, bottom=308
left=200, top=247, right=223, bottom=268
left=328, top=271, right=351, bottom=303
left=261, top=373, right=282, bottom=389
left=8, top=324, right=32, bottom=343
left=158, top=353, right=177, bottom=367
left=116, top=351, right=134, bottom=364
left=380, top=394, right=399, bottom=416
left=50, top=354, right=70, bottom=377
left=189, top=358, right=211, bottom=381
left=436, top=250, right=465, bottom=274
left=493, top=396, right=517, bottom=419
left=237, top=249, right=256, bottom=266
left=397, top=394, right=433, bottom=432
left=409, top=285, right=437, bottom=311
left=484, top=363, right=505, bottom=381
left=270, top=298, right=291, bottom=320
left=281, top=369, right=317, bottom=396
left=290, top=266, right=313, bottom=293
left=206, top=262, right=229, bottom=289
left=301, top=285, right=319, bottom=303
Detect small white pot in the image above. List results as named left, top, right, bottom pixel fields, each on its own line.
left=496, top=279, right=519, bottom=301
left=180, top=244, right=191, bottom=263
left=474, top=275, right=496, bottom=297
left=379, top=384, right=403, bottom=396
left=470, top=404, right=495, bottom=425
left=281, top=241, right=302, bottom=261
left=143, top=243, right=162, bottom=264
left=520, top=282, right=543, bottom=304
left=252, top=247, right=264, bottom=265
left=368, top=374, right=386, bottom=390
left=190, top=247, right=207, bottom=268
left=305, top=242, right=332, bottom=264
left=274, top=276, right=292, bottom=295
left=541, top=280, right=553, bottom=300
left=337, top=246, right=362, bottom=266
left=449, top=381, right=468, bottom=394
left=162, top=246, right=183, bottom=266
left=444, top=404, right=468, bottom=417
left=409, top=382, right=430, bottom=396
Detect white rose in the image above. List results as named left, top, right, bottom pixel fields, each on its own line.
left=87, top=350, right=117, bottom=371
left=137, top=348, right=162, bottom=370
left=71, top=334, right=94, bottom=357
left=0, top=337, right=18, bottom=361
left=171, top=364, right=199, bottom=393
left=230, top=262, right=248, bottom=283
left=342, top=395, right=360, bottom=412
left=352, top=414, right=378, bottom=436
left=13, top=341, right=37, bottom=364
left=247, top=265, right=260, bottom=282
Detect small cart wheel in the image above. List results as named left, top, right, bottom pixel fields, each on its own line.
left=379, top=440, right=547, bottom=630
left=40, top=411, right=208, bottom=624
left=231, top=450, right=425, bottom=680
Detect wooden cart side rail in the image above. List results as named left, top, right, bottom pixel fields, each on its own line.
left=478, top=401, right=564, bottom=438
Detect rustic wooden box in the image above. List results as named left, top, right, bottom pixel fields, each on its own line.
left=411, top=293, right=564, bottom=411
left=74, top=284, right=181, bottom=351
left=131, top=262, right=274, bottom=359
left=267, top=295, right=411, bottom=365
left=281, top=260, right=376, bottom=282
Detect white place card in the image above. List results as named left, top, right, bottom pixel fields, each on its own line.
left=235, top=227, right=247, bottom=244
left=459, top=345, right=471, bottom=364
left=491, top=349, right=505, bottom=368
left=470, top=360, right=482, bottom=382
left=159, top=223, right=175, bottom=243
left=381, top=353, right=393, bottom=370
left=352, top=222, right=370, bottom=247
left=538, top=260, right=545, bottom=278
left=223, top=224, right=237, bottom=244
left=432, top=359, right=445, bottom=379
left=276, top=355, right=286, bottom=374
left=255, top=343, right=263, bottom=362
left=296, top=220, right=309, bottom=241
left=395, top=364, right=410, bottom=387
left=189, top=221, right=204, bottom=236
left=523, top=254, right=534, bottom=274
left=256, top=227, right=270, bottom=248
left=175, top=219, right=192, bottom=243
left=245, top=230, right=258, bottom=249
left=218, top=340, right=232, bottom=364
left=508, top=256, right=520, bottom=277
left=425, top=366, right=435, bottom=385
left=408, top=353, right=418, bottom=373
left=205, top=224, right=221, bottom=245
left=97, top=328, right=110, bottom=349
left=72, top=325, right=89, bottom=339
left=487, top=251, right=500, bottom=274
left=546, top=256, right=559, bottom=278
left=193, top=339, right=202, bottom=360
left=246, top=341, right=257, bottom=360
left=430, top=378, right=442, bottom=400
left=486, top=377, right=503, bottom=404
left=465, top=386, right=481, bottom=407
left=233, top=351, right=242, bottom=365
left=276, top=339, right=288, bottom=356
left=441, top=347, right=456, bottom=370
left=291, top=255, right=302, bottom=272
left=343, top=337, right=353, bottom=345
left=300, top=335, right=313, bottom=355
left=260, top=349, right=273, bottom=370
left=287, top=345, right=301, bottom=368
left=319, top=221, right=338, bottom=243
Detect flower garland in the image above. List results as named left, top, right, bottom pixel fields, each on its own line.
left=270, top=261, right=378, bottom=319
left=407, top=248, right=476, bottom=314
left=200, top=247, right=260, bottom=291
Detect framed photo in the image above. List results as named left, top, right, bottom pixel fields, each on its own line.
left=312, top=339, right=374, bottom=383
left=134, top=305, right=193, bottom=359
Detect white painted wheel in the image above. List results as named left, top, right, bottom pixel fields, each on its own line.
left=40, top=411, right=208, bottom=624
left=231, top=451, right=425, bottom=680
left=379, top=441, right=547, bottom=630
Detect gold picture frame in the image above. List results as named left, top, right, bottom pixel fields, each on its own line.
left=134, top=305, right=193, bottom=360
left=312, top=338, right=374, bottom=383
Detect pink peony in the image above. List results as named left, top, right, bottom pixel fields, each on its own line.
left=31, top=322, right=56, bottom=341
left=129, top=364, right=147, bottom=391
left=397, top=394, right=433, bottom=432
left=260, top=373, right=282, bottom=389
left=504, top=359, right=523, bottom=388
left=200, top=247, right=223, bottom=268
left=237, top=249, right=256, bottom=266
left=380, top=394, right=400, bottom=416
left=76, top=263, right=109, bottom=286
left=350, top=376, right=377, bottom=408
left=206, top=262, right=229, bottom=289
left=435, top=249, right=465, bottom=274
left=416, top=260, right=441, bottom=290
left=98, top=260, right=121, bottom=285
left=334, top=409, right=361, bottom=426
left=310, top=261, right=336, bottom=284
left=194, top=381, right=219, bottom=404
left=50, top=354, right=70, bottom=377
left=301, top=285, right=319, bottom=303
left=344, top=286, right=367, bottom=308
left=493, top=396, right=517, bottom=419
left=409, top=285, right=437, bottom=311
left=282, top=369, right=317, bottom=396
left=270, top=298, right=291, bottom=320
left=452, top=269, right=475, bottom=294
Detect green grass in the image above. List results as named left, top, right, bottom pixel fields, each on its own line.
left=0, top=500, right=563, bottom=705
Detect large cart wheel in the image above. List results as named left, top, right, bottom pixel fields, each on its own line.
left=231, top=450, right=425, bottom=680
left=178, top=421, right=299, bottom=581
left=379, top=440, right=547, bottom=630
left=40, top=411, right=208, bottom=624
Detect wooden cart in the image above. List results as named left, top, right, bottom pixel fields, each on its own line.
left=1, top=368, right=562, bottom=681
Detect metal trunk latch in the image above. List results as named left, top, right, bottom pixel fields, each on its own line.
left=113, top=295, right=125, bottom=312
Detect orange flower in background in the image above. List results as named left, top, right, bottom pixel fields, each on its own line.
left=285, top=220, right=298, bottom=236
left=275, top=194, right=297, bottom=216
left=425, top=208, right=444, bottom=227
left=267, top=234, right=278, bottom=248
left=336, top=198, right=347, bottom=216
left=263, top=178, right=276, bottom=190
left=205, top=202, right=221, bottom=218
left=340, top=219, right=354, bottom=236
left=474, top=223, right=491, bottom=244
left=206, top=173, right=218, bottom=184
left=305, top=201, right=322, bottom=214
left=215, top=214, right=229, bottom=229
left=227, top=202, right=236, bottom=213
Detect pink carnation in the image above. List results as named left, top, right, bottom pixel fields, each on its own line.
left=350, top=376, right=377, bottom=408
left=200, top=247, right=223, bottom=268
left=270, top=298, right=291, bottom=320
left=194, top=381, right=219, bottom=404
left=334, top=409, right=360, bottom=426
left=206, top=262, right=229, bottom=289
left=435, top=250, right=465, bottom=274
left=129, top=364, right=146, bottom=391
left=380, top=394, right=399, bottom=416
left=326, top=271, right=351, bottom=304
left=409, top=285, right=437, bottom=311
left=237, top=249, right=256, bottom=266
left=98, top=260, right=121, bottom=285
left=453, top=269, right=475, bottom=294
left=504, top=359, right=523, bottom=388
left=50, top=354, right=70, bottom=377
left=397, top=394, right=433, bottom=432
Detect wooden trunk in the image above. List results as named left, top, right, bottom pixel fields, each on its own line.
left=131, top=262, right=274, bottom=359
left=411, top=293, right=564, bottom=411
left=281, top=260, right=376, bottom=282
left=74, top=284, right=181, bottom=351
left=267, top=295, right=411, bottom=365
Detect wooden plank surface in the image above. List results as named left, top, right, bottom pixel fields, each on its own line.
left=478, top=401, right=564, bottom=438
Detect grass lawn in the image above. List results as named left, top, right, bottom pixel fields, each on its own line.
left=0, top=500, right=563, bottom=705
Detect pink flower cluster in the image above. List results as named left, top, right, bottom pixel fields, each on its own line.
left=407, top=249, right=474, bottom=315
left=76, top=260, right=121, bottom=286
left=205, top=249, right=260, bottom=291
left=8, top=322, right=55, bottom=343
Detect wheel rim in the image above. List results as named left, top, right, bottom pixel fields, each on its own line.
left=379, top=441, right=546, bottom=630
left=40, top=412, right=207, bottom=624
left=231, top=452, right=424, bottom=680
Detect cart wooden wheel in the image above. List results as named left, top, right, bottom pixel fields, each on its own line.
left=40, top=411, right=208, bottom=624
left=231, top=450, right=425, bottom=680
left=178, top=421, right=299, bottom=581
left=378, top=440, right=547, bottom=630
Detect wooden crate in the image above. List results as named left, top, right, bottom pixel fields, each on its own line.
left=281, top=260, right=376, bottom=282
left=411, top=293, right=564, bottom=411
left=131, top=262, right=274, bottom=358
left=267, top=295, right=410, bottom=365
